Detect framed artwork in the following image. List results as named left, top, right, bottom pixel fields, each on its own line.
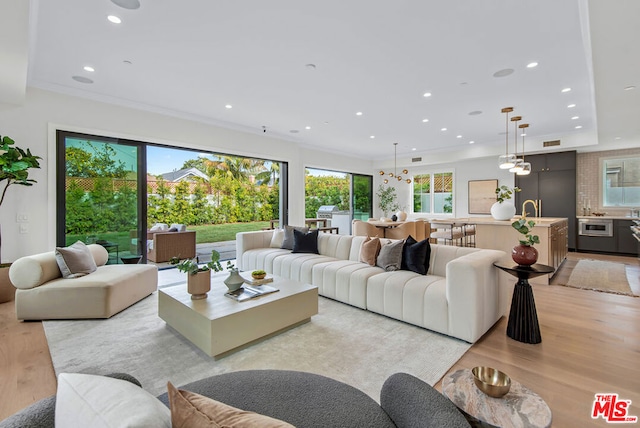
left=468, top=179, right=498, bottom=214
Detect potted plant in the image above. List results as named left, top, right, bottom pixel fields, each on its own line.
left=170, top=250, right=223, bottom=300
left=0, top=135, right=41, bottom=303
left=491, top=185, right=520, bottom=221
left=511, top=218, right=540, bottom=266
left=376, top=184, right=400, bottom=221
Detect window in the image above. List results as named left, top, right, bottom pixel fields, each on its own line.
left=413, top=172, right=453, bottom=214
left=603, top=157, right=640, bottom=207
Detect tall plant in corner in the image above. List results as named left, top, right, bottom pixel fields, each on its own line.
left=0, top=135, right=42, bottom=265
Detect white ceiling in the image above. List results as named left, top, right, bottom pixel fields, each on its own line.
left=5, top=0, right=640, bottom=161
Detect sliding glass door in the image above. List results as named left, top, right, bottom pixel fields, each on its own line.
left=352, top=174, right=373, bottom=222
left=56, top=131, right=146, bottom=264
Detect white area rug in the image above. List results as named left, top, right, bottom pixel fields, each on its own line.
left=43, top=291, right=470, bottom=400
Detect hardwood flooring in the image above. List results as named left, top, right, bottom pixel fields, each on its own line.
left=1, top=251, right=639, bottom=426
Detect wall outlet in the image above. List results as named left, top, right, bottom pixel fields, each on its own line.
left=17, top=213, right=28, bottom=223
left=19, top=224, right=29, bottom=234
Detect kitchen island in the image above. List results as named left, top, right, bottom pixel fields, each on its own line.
left=470, top=217, right=568, bottom=284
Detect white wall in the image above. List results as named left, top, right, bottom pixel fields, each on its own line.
left=372, top=157, right=515, bottom=219
left=0, top=88, right=372, bottom=262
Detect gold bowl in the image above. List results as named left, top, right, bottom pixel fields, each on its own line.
left=472, top=367, right=511, bottom=398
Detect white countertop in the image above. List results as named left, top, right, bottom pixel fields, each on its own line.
left=576, top=216, right=639, bottom=220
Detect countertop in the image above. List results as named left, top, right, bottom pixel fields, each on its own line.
left=464, top=217, right=567, bottom=227
left=576, top=216, right=639, bottom=220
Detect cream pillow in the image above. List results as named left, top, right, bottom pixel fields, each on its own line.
left=270, top=229, right=285, bottom=248
left=55, top=241, right=97, bottom=278
left=55, top=373, right=171, bottom=428
left=167, top=381, right=294, bottom=428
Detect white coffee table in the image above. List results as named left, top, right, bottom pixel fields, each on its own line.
left=158, top=273, right=318, bottom=359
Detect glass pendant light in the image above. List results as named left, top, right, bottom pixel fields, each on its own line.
left=509, top=116, right=524, bottom=173
left=498, top=107, right=516, bottom=169
left=517, top=123, right=531, bottom=175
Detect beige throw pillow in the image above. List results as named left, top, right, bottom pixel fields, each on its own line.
left=167, top=382, right=294, bottom=428
left=55, top=241, right=97, bottom=278
left=359, top=236, right=381, bottom=266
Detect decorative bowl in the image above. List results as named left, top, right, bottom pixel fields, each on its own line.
left=592, top=212, right=607, bottom=217
left=471, top=366, right=511, bottom=398
left=251, top=270, right=267, bottom=280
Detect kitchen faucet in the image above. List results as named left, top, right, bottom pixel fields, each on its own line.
left=522, top=199, right=538, bottom=218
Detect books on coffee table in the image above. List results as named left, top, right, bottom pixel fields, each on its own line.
left=240, top=272, right=274, bottom=286
left=225, top=284, right=279, bottom=302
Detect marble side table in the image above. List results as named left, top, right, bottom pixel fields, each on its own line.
left=442, top=369, right=552, bottom=428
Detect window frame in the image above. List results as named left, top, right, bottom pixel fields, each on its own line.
left=411, top=170, right=455, bottom=216
left=602, top=156, right=640, bottom=208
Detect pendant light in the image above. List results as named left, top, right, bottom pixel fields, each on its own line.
left=509, top=115, right=523, bottom=173
left=498, top=107, right=516, bottom=169
left=517, top=123, right=531, bottom=175
left=379, top=143, right=411, bottom=184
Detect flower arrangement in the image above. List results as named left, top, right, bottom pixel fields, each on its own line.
left=495, top=185, right=520, bottom=203
left=170, top=250, right=226, bottom=275
left=511, top=218, right=540, bottom=246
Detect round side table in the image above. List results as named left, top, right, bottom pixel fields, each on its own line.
left=442, top=369, right=552, bottom=428
left=494, top=262, right=554, bottom=344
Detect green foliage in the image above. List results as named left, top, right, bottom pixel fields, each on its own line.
left=377, top=184, right=400, bottom=216
left=495, top=185, right=521, bottom=203
left=305, top=174, right=350, bottom=218
left=511, top=218, right=540, bottom=246
left=0, top=135, right=41, bottom=207
left=66, top=142, right=127, bottom=178
left=443, top=194, right=453, bottom=214
left=171, top=250, right=223, bottom=275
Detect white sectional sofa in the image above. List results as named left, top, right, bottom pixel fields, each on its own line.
left=237, top=230, right=511, bottom=343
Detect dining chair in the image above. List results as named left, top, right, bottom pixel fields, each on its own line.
left=352, top=220, right=384, bottom=238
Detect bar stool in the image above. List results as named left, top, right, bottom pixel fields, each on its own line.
left=429, top=221, right=464, bottom=246
left=463, top=224, right=476, bottom=247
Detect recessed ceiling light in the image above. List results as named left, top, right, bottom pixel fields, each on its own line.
left=441, top=128, right=447, bottom=131
left=111, top=0, right=140, bottom=9
left=561, top=87, right=571, bottom=93
left=305, top=63, right=316, bottom=70
left=421, top=118, right=429, bottom=123
left=526, top=62, right=539, bottom=68
left=615, top=137, right=622, bottom=140
left=624, top=85, right=636, bottom=91
left=305, top=126, right=311, bottom=130
left=83, top=66, right=95, bottom=72
left=575, top=125, right=583, bottom=129
left=356, top=112, right=363, bottom=116
left=72, top=76, right=93, bottom=84
left=107, top=15, right=122, bottom=24
left=423, top=92, right=432, bottom=98
left=225, top=104, right=232, bottom=109
left=412, top=148, right=417, bottom=151
left=571, top=116, right=579, bottom=120
left=493, top=68, right=514, bottom=78
left=567, top=104, right=576, bottom=108
left=468, top=110, right=482, bottom=116
left=469, top=141, right=475, bottom=144
left=456, top=135, right=462, bottom=139
left=370, top=135, right=375, bottom=139
left=123, top=60, right=132, bottom=65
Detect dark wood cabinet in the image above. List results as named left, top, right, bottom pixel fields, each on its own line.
left=516, top=151, right=577, bottom=250
left=615, top=220, right=637, bottom=255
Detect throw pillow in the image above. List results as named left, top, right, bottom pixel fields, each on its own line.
left=167, top=382, right=294, bottom=428
left=359, top=236, right=381, bottom=266
left=55, top=241, right=98, bottom=279
left=150, top=223, right=169, bottom=232
left=292, top=228, right=319, bottom=254
left=401, top=235, right=431, bottom=275
left=270, top=229, right=285, bottom=248
left=281, top=225, right=309, bottom=250
left=55, top=373, right=171, bottom=428
left=376, top=239, right=405, bottom=271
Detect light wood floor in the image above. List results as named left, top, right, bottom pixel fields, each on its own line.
left=1, top=252, right=639, bottom=426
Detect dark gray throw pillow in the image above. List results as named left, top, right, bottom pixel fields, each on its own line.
left=376, top=239, right=405, bottom=271
left=401, top=235, right=431, bottom=275
left=281, top=225, right=309, bottom=250
left=55, top=240, right=98, bottom=278
left=292, top=229, right=319, bottom=254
